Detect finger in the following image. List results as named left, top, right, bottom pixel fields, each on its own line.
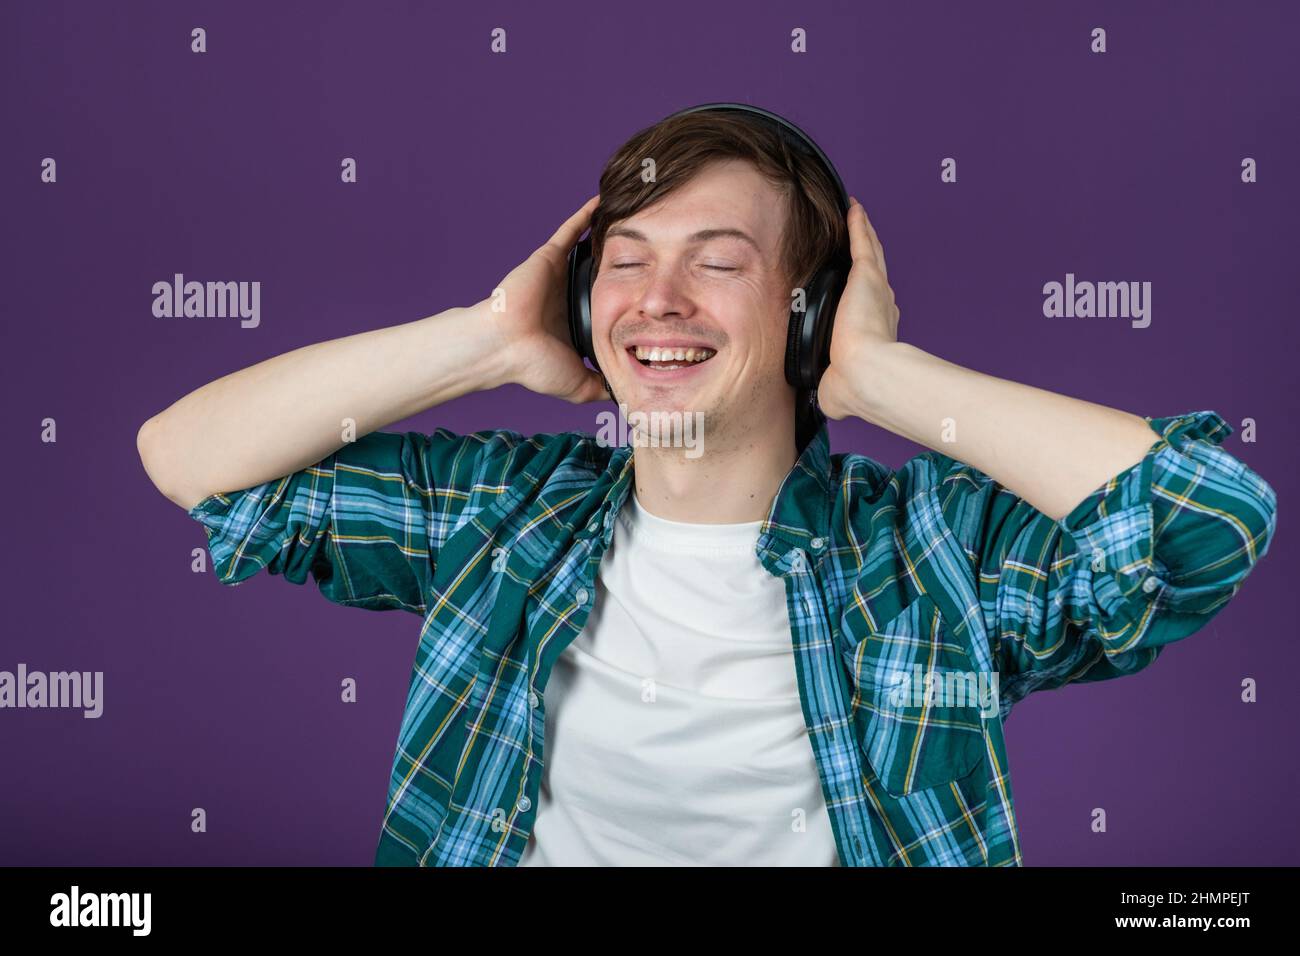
left=842, top=196, right=873, bottom=265
left=546, top=193, right=601, bottom=253
left=844, top=198, right=877, bottom=272
left=849, top=197, right=887, bottom=279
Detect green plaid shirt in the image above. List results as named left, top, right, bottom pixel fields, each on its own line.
left=189, top=409, right=1276, bottom=866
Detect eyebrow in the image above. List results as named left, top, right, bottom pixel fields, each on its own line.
left=604, top=225, right=761, bottom=253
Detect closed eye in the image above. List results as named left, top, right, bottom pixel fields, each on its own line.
left=610, top=263, right=736, bottom=272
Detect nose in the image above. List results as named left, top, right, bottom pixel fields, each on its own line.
left=635, top=263, right=695, bottom=322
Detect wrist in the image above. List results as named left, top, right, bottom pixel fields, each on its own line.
left=841, top=340, right=918, bottom=425
left=457, top=300, right=519, bottom=392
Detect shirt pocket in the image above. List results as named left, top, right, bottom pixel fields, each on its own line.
left=841, top=591, right=986, bottom=797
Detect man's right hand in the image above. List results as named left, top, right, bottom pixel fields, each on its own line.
left=472, top=194, right=611, bottom=405
left=138, top=194, right=613, bottom=512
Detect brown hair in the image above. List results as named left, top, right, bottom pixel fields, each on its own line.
left=589, top=108, right=848, bottom=453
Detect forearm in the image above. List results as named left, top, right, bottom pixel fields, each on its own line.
left=138, top=303, right=510, bottom=511
left=848, top=342, right=1157, bottom=520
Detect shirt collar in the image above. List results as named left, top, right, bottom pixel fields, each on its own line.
left=758, top=418, right=833, bottom=554
left=574, top=419, right=834, bottom=558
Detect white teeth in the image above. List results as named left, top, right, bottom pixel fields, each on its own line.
left=633, top=345, right=715, bottom=363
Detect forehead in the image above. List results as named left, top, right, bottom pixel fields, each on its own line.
left=609, top=158, right=787, bottom=251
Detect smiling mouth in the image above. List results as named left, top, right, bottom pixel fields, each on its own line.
left=627, top=345, right=717, bottom=371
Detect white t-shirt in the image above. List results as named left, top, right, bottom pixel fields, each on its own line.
left=517, top=488, right=841, bottom=866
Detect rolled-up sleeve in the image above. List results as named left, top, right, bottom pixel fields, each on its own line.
left=940, top=410, right=1277, bottom=715
left=187, top=427, right=535, bottom=614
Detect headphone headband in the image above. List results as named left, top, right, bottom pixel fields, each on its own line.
left=661, top=102, right=851, bottom=216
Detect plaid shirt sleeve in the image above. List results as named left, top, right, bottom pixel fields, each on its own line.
left=935, top=410, right=1277, bottom=713
left=187, top=427, right=537, bottom=614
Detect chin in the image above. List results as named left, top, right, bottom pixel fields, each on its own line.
left=624, top=391, right=701, bottom=417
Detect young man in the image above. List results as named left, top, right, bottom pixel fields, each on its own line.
left=137, top=109, right=1277, bottom=867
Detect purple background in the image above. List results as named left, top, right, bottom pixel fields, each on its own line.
left=2, top=0, right=1296, bottom=866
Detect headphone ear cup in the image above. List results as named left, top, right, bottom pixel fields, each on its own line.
left=810, top=260, right=848, bottom=389
left=784, top=299, right=810, bottom=389
left=566, top=234, right=597, bottom=368
left=787, top=263, right=848, bottom=390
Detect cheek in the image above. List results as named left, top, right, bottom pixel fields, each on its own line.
left=588, top=288, right=619, bottom=338
left=770, top=311, right=792, bottom=358
left=588, top=289, right=632, bottom=369
left=590, top=280, right=634, bottom=318
left=738, top=306, right=792, bottom=366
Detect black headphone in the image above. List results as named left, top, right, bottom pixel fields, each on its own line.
left=565, top=102, right=852, bottom=394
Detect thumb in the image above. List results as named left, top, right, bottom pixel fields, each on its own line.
left=845, top=197, right=873, bottom=269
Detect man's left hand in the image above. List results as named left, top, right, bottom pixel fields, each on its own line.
left=815, top=197, right=900, bottom=421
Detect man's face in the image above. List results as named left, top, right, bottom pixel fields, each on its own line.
left=590, top=159, right=795, bottom=450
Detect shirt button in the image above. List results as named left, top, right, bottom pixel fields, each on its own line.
left=576, top=588, right=590, bottom=605
left=528, top=691, right=539, bottom=708
left=810, top=537, right=825, bottom=550
left=516, top=795, right=532, bottom=813
left=789, top=549, right=806, bottom=571
left=1142, top=575, right=1160, bottom=594
left=588, top=520, right=599, bottom=532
